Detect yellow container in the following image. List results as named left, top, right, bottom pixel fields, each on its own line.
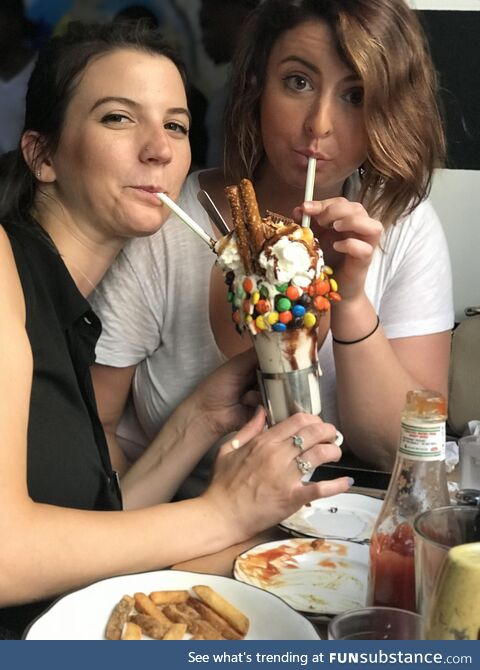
left=425, top=542, right=480, bottom=640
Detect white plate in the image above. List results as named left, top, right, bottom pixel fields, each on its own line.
left=280, top=493, right=382, bottom=542
left=25, top=570, right=319, bottom=640
left=234, top=537, right=368, bottom=616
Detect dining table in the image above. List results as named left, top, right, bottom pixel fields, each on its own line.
left=172, top=478, right=387, bottom=639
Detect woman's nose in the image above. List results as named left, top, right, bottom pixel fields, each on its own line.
left=139, top=128, right=173, bottom=164
left=304, top=97, right=334, bottom=138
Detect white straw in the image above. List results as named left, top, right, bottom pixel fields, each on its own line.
left=301, top=157, right=317, bottom=228
left=156, top=192, right=216, bottom=249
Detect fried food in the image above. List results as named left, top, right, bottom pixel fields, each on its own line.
left=105, top=594, right=135, bottom=640
left=150, top=590, right=189, bottom=605
left=187, top=597, right=243, bottom=640
left=193, top=585, right=250, bottom=636
left=105, top=586, right=249, bottom=641
left=162, top=623, right=188, bottom=640
left=121, top=622, right=142, bottom=640
left=134, top=592, right=172, bottom=626
left=130, top=614, right=169, bottom=640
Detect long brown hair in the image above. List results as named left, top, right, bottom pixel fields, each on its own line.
left=224, top=0, right=445, bottom=227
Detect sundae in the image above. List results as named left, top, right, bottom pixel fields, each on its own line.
left=215, top=179, right=340, bottom=423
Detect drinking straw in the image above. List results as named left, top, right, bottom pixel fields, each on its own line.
left=156, top=192, right=216, bottom=249
left=301, top=157, right=317, bottom=228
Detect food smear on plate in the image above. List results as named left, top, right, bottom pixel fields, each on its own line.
left=236, top=539, right=348, bottom=584
left=104, top=585, right=249, bottom=640
left=235, top=538, right=367, bottom=615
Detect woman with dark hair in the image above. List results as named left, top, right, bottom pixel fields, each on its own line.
left=91, top=0, right=453, bottom=492
left=0, top=19, right=349, bottom=637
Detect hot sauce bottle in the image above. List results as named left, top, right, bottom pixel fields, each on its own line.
left=367, top=390, right=450, bottom=612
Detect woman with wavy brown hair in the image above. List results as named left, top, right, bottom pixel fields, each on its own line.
left=91, top=0, right=453, bottom=482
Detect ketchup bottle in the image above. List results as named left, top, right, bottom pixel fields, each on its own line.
left=367, top=390, right=450, bottom=612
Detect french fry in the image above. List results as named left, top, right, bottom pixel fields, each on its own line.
left=130, top=614, right=169, bottom=640
left=134, top=592, right=172, bottom=626
left=105, top=595, right=135, bottom=640
left=187, top=597, right=243, bottom=640
left=162, top=603, right=199, bottom=634
left=105, top=585, right=250, bottom=641
left=193, top=585, right=249, bottom=636
left=190, top=619, right=225, bottom=641
left=162, top=623, right=187, bottom=640
left=150, top=590, right=189, bottom=605
left=121, top=622, right=142, bottom=640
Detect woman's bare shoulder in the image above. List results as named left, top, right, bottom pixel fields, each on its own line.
left=0, top=224, right=26, bottom=321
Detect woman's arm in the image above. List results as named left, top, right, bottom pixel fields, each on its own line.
left=0, top=227, right=351, bottom=608
left=332, top=294, right=450, bottom=469
left=90, top=363, right=136, bottom=474
left=296, top=198, right=452, bottom=470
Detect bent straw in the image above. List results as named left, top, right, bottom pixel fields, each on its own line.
left=156, top=192, right=216, bottom=250
left=301, top=157, right=317, bottom=228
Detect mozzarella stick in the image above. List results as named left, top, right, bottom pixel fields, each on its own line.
left=105, top=595, right=135, bottom=640
left=149, top=590, right=189, bottom=605
left=162, top=623, right=188, bottom=640
left=187, top=597, right=243, bottom=640
left=193, top=585, right=250, bottom=636
left=121, top=622, right=142, bottom=640
left=130, top=614, right=170, bottom=640
left=134, top=592, right=172, bottom=626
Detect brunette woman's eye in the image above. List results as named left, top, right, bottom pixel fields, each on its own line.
left=343, top=87, right=364, bottom=106
left=165, top=121, right=189, bottom=135
left=283, top=74, right=313, bottom=92
left=101, top=113, right=132, bottom=123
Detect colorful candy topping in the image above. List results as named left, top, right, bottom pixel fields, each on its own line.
left=215, top=178, right=341, bottom=334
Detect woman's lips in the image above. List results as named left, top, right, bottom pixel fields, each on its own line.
left=293, top=151, right=332, bottom=170
left=131, top=186, right=166, bottom=205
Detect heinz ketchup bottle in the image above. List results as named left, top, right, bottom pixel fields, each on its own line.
left=367, top=390, right=450, bottom=612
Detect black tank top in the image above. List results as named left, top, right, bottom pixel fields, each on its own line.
left=0, top=221, right=122, bottom=637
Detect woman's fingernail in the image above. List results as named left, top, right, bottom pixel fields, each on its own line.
left=347, top=477, right=355, bottom=487
left=231, top=439, right=241, bottom=450
left=303, top=201, right=314, bottom=211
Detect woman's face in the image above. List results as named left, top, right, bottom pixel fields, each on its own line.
left=259, top=20, right=367, bottom=198
left=48, top=48, right=191, bottom=240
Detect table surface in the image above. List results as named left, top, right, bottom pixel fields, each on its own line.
left=172, top=485, right=386, bottom=638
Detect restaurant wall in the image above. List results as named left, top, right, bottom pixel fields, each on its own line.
left=410, top=1, right=480, bottom=321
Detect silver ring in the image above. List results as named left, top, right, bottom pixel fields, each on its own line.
left=292, top=435, right=304, bottom=451
left=295, top=457, right=313, bottom=476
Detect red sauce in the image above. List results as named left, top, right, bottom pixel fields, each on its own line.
left=369, top=523, right=416, bottom=612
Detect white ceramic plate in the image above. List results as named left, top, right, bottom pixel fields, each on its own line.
left=25, top=570, right=319, bottom=640
left=280, top=493, right=382, bottom=542
left=234, top=537, right=368, bottom=616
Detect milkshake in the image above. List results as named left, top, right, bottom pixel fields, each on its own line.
left=215, top=179, right=341, bottom=424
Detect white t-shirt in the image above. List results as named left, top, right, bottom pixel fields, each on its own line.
left=91, top=171, right=454, bottom=496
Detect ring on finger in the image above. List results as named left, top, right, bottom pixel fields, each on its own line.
left=295, top=456, right=313, bottom=476
left=292, top=435, right=305, bottom=451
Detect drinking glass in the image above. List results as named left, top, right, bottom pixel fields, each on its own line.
left=413, top=505, right=480, bottom=619
left=328, top=606, right=423, bottom=640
